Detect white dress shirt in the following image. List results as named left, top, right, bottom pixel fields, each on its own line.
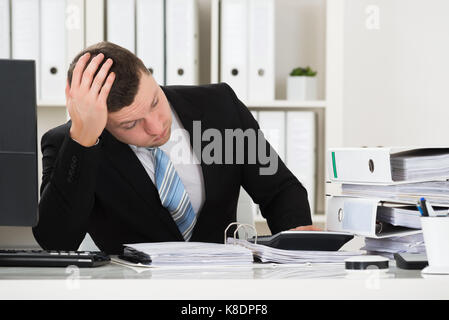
left=128, top=104, right=205, bottom=216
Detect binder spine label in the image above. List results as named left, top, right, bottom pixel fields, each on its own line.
left=332, top=151, right=338, bottom=178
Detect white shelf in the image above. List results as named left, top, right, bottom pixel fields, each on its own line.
left=37, top=100, right=326, bottom=109
left=246, top=100, right=326, bottom=109
left=37, top=101, right=66, bottom=107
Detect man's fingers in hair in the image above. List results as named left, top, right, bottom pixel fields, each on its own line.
left=98, top=72, right=116, bottom=105
left=90, top=58, right=114, bottom=96
left=80, top=53, right=105, bottom=91
left=71, top=52, right=91, bottom=89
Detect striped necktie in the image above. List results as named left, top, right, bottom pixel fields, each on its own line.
left=149, top=147, right=197, bottom=241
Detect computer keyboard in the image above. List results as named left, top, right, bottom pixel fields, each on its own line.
left=0, top=249, right=111, bottom=268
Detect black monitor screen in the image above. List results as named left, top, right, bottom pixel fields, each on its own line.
left=0, top=59, right=38, bottom=227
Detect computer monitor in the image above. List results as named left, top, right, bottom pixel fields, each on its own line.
left=0, top=59, right=38, bottom=227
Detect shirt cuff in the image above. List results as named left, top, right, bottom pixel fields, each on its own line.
left=71, top=137, right=100, bottom=147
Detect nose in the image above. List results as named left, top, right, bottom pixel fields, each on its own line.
left=143, top=115, right=164, bottom=136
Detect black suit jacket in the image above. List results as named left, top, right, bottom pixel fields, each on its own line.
left=33, top=83, right=311, bottom=254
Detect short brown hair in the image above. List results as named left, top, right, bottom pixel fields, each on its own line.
left=67, top=41, right=150, bottom=112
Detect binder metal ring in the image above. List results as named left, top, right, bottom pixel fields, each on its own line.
left=224, top=222, right=257, bottom=245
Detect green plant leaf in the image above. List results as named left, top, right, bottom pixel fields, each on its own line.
left=290, top=66, right=317, bottom=77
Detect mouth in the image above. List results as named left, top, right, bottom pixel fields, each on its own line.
left=154, top=126, right=169, bottom=141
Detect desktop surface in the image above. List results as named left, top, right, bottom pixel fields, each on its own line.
left=1, top=260, right=448, bottom=299
left=0, top=255, right=424, bottom=280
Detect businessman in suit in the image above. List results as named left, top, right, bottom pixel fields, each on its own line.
left=33, top=42, right=315, bottom=254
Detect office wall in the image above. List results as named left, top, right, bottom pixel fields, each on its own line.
left=275, top=0, right=326, bottom=100
left=340, top=0, right=449, bottom=148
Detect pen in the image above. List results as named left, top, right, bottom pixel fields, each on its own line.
left=419, top=198, right=429, bottom=217
left=416, top=201, right=425, bottom=216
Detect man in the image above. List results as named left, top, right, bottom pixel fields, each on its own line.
left=33, top=42, right=315, bottom=254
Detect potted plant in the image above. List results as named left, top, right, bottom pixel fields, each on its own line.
left=287, top=66, right=318, bottom=100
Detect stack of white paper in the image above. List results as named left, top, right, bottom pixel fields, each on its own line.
left=227, top=238, right=362, bottom=264
left=124, top=242, right=254, bottom=266
left=362, top=233, right=425, bottom=258
left=377, top=205, right=422, bottom=229
left=342, top=180, right=449, bottom=206
left=391, top=149, right=449, bottom=181
left=377, top=205, right=448, bottom=230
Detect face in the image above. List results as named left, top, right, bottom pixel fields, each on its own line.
left=106, top=72, right=172, bottom=147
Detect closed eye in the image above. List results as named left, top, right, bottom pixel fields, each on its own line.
left=152, top=97, right=159, bottom=108
left=123, top=120, right=138, bottom=130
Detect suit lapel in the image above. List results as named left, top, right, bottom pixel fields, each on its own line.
left=100, top=129, right=184, bottom=240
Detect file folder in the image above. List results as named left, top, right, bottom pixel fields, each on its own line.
left=66, top=0, right=85, bottom=65
left=250, top=110, right=258, bottom=122
left=0, top=0, right=9, bottom=59
left=341, top=180, right=449, bottom=207
left=258, top=111, right=285, bottom=161
left=326, top=196, right=421, bottom=239
left=107, top=0, right=136, bottom=53
left=236, top=187, right=258, bottom=226
left=11, top=0, right=40, bottom=100
left=165, top=0, right=199, bottom=85
left=220, top=0, right=248, bottom=101
left=286, top=112, right=316, bottom=215
left=328, top=147, right=449, bottom=184
left=247, top=0, right=275, bottom=101
left=136, top=0, right=165, bottom=85
left=85, top=0, right=104, bottom=47
left=40, top=0, right=66, bottom=102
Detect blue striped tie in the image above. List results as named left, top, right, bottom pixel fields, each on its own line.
left=149, top=147, right=197, bottom=241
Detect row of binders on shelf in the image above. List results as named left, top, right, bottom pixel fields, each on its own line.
left=326, top=147, right=449, bottom=257
left=106, top=0, right=198, bottom=86
left=220, top=0, right=275, bottom=102
left=1, top=0, right=86, bottom=103
left=0, top=0, right=199, bottom=104
left=238, top=111, right=316, bottom=223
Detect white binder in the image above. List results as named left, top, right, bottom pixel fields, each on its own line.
left=136, top=0, right=165, bottom=85
left=220, top=0, right=248, bottom=101
left=328, top=147, right=449, bottom=184
left=85, top=0, right=104, bottom=47
left=250, top=110, right=258, bottom=122
left=66, top=0, right=85, bottom=64
left=236, top=187, right=258, bottom=226
left=286, top=112, right=316, bottom=215
left=247, top=0, right=275, bottom=101
left=165, top=0, right=199, bottom=85
left=326, top=196, right=421, bottom=239
left=11, top=0, right=40, bottom=99
left=107, top=0, right=135, bottom=53
left=0, top=0, right=9, bottom=59
left=258, top=111, right=285, bottom=161
left=40, top=0, right=67, bottom=102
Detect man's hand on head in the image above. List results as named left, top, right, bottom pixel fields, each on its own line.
left=66, top=52, right=116, bottom=147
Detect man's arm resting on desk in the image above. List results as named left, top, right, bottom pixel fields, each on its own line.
left=224, top=83, right=313, bottom=233
left=33, top=125, right=102, bottom=251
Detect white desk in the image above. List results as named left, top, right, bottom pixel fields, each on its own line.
left=1, top=261, right=448, bottom=299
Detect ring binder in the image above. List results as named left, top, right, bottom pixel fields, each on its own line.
left=224, top=222, right=257, bottom=245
